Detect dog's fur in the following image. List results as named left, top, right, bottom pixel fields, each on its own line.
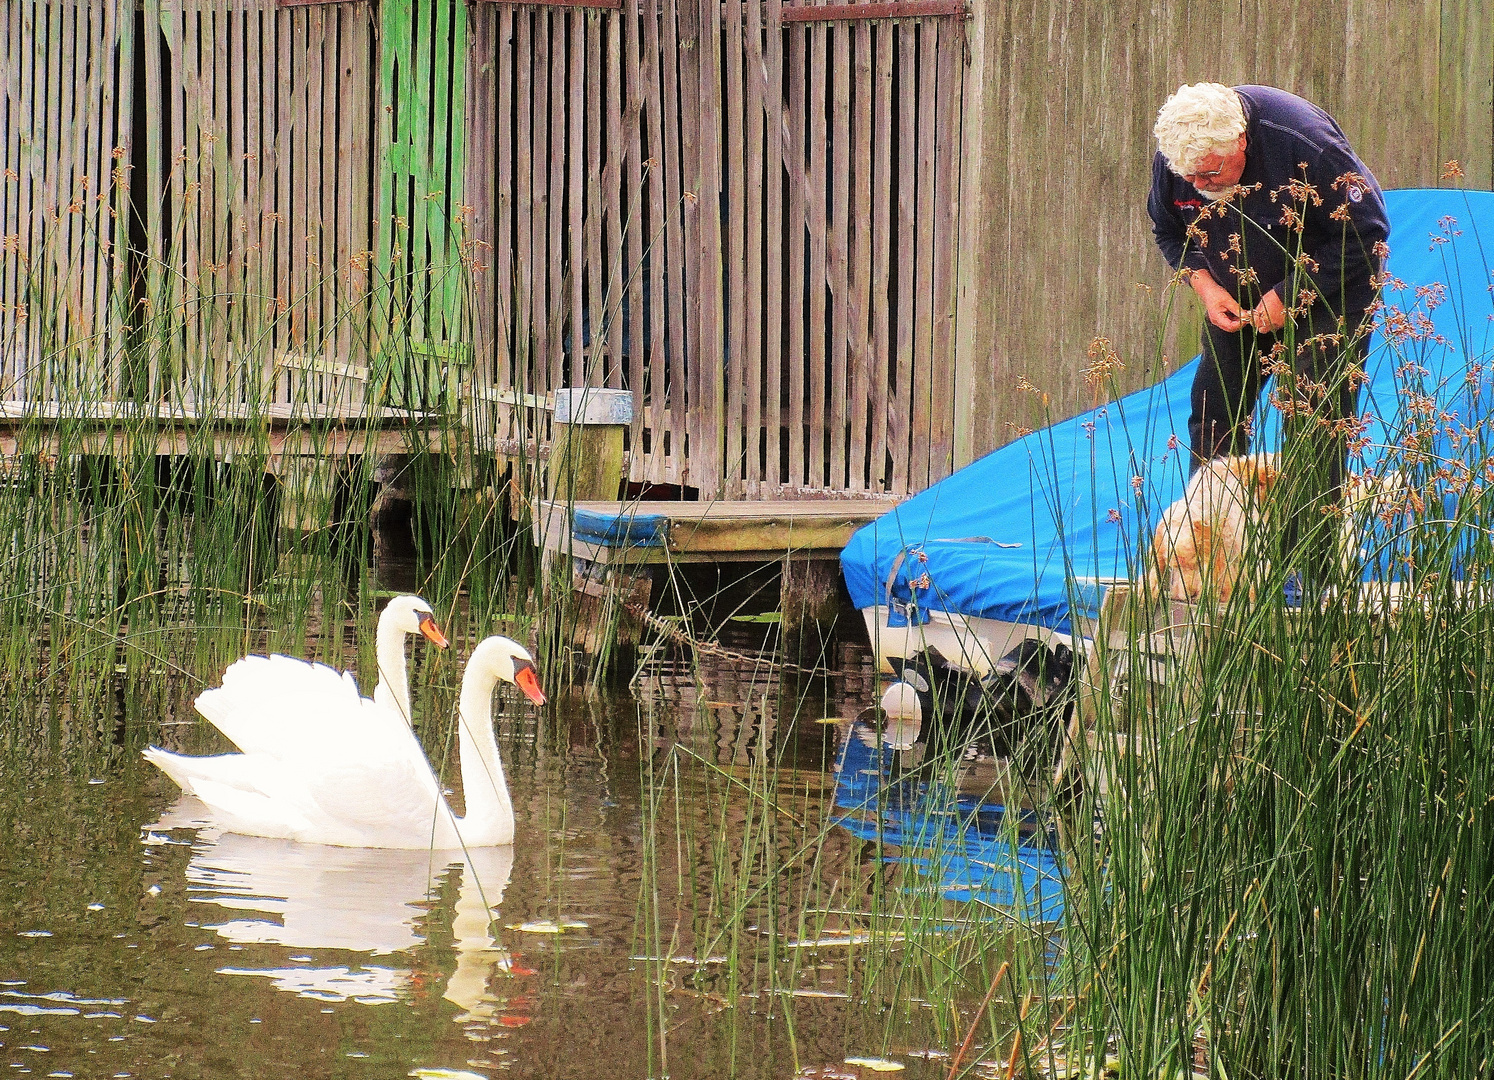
left=1146, top=453, right=1280, bottom=603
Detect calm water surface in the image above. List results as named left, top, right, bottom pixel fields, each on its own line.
left=0, top=613, right=1006, bottom=1080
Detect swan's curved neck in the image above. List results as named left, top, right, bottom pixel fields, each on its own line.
left=372, top=613, right=412, bottom=723
left=456, top=667, right=513, bottom=839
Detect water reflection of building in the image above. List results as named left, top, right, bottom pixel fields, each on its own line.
left=145, top=797, right=528, bottom=1021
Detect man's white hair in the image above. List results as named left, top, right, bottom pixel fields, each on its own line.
left=1154, top=82, right=1246, bottom=176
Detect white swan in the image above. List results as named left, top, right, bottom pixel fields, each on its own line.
left=369, top=594, right=451, bottom=724
left=143, top=636, right=545, bottom=849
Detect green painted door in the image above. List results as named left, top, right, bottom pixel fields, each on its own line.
left=375, top=0, right=470, bottom=410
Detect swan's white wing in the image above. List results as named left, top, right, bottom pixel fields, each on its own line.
left=195, top=654, right=372, bottom=758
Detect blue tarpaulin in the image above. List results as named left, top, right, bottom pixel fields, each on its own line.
left=841, top=189, right=1494, bottom=634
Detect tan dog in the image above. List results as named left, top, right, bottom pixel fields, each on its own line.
left=1147, top=453, right=1280, bottom=603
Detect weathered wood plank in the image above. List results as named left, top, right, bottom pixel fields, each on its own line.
left=529, top=9, right=550, bottom=393
left=829, top=21, right=853, bottom=489
left=869, top=20, right=891, bottom=490
left=927, top=16, right=958, bottom=481
left=909, top=20, right=935, bottom=490
left=888, top=20, right=914, bottom=494
left=602, top=9, right=624, bottom=392
left=694, top=0, right=725, bottom=495
left=740, top=0, right=764, bottom=492
left=568, top=10, right=586, bottom=387
left=513, top=8, right=535, bottom=395
left=547, top=10, right=568, bottom=391
left=657, top=0, right=688, bottom=483
left=847, top=19, right=872, bottom=489
left=780, top=0, right=967, bottom=22
left=762, top=0, right=785, bottom=489
left=641, top=0, right=670, bottom=483
left=805, top=21, right=827, bottom=487
left=623, top=0, right=646, bottom=480
left=583, top=9, right=604, bottom=397
left=784, top=20, right=807, bottom=487
left=675, top=0, right=703, bottom=476
left=495, top=6, right=516, bottom=395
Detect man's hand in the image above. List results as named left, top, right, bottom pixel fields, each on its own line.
left=1243, top=289, right=1286, bottom=333
left=1188, top=270, right=1245, bottom=331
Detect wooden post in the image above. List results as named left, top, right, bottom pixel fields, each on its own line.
left=780, top=557, right=849, bottom=652
left=544, top=387, right=633, bottom=503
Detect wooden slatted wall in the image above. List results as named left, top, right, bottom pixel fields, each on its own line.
left=466, top=0, right=705, bottom=489
left=140, top=0, right=379, bottom=407
left=465, top=0, right=968, bottom=497
left=0, top=0, right=133, bottom=402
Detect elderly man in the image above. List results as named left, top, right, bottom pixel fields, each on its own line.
left=1147, top=82, right=1389, bottom=589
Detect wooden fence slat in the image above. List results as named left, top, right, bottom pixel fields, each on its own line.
left=547, top=9, right=566, bottom=390
left=642, top=0, right=669, bottom=483
left=675, top=0, right=703, bottom=475
left=623, top=0, right=645, bottom=480
left=1, top=3, right=22, bottom=393
left=602, top=9, right=623, bottom=393
left=869, top=20, right=892, bottom=489
left=828, top=22, right=852, bottom=489
left=805, top=21, right=827, bottom=487
left=513, top=9, right=533, bottom=399
left=529, top=9, right=549, bottom=392
left=785, top=21, right=807, bottom=487
left=928, top=15, right=959, bottom=480
left=694, top=0, right=724, bottom=494
left=567, top=10, right=585, bottom=388
left=762, top=0, right=784, bottom=489
left=582, top=9, right=604, bottom=395
left=742, top=0, right=765, bottom=492
left=214, top=0, right=233, bottom=393
left=848, top=20, right=872, bottom=489
left=889, top=20, right=914, bottom=494
left=657, top=0, right=687, bottom=482
left=495, top=6, right=515, bottom=394
left=722, top=0, right=746, bottom=492
left=908, top=21, right=936, bottom=490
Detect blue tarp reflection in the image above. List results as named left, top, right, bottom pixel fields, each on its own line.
left=831, top=722, right=1066, bottom=922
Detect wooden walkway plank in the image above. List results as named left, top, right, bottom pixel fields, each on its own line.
left=828, top=22, right=852, bottom=490
left=722, top=0, right=746, bottom=494
left=273, top=2, right=293, bottom=392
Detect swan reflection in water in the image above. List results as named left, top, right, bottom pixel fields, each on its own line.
left=145, top=797, right=528, bottom=1021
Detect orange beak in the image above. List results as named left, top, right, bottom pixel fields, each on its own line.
left=513, top=659, right=546, bottom=705
left=417, top=612, right=450, bottom=650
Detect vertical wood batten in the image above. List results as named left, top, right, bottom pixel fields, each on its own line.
left=622, top=2, right=645, bottom=480
left=642, top=0, right=669, bottom=483
left=761, top=0, right=783, bottom=489
left=659, top=0, right=687, bottom=483
left=848, top=20, right=872, bottom=489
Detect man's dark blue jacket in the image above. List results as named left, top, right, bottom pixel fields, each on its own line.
left=1147, top=85, right=1389, bottom=318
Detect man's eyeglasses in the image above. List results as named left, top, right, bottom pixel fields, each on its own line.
left=1187, top=164, right=1226, bottom=181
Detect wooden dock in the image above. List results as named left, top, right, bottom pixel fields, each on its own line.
left=0, top=401, right=440, bottom=460
left=532, top=498, right=892, bottom=564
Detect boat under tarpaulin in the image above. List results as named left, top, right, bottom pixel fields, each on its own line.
left=840, top=188, right=1494, bottom=670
